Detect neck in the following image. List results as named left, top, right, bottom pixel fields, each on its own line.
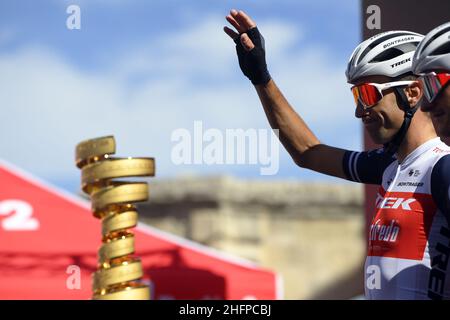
left=395, top=116, right=437, bottom=162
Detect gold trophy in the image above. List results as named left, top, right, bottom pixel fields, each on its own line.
left=75, top=135, right=155, bottom=300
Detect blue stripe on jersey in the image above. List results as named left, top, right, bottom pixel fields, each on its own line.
left=342, top=149, right=396, bottom=185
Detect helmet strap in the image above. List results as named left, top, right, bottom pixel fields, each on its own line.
left=383, top=87, right=418, bottom=156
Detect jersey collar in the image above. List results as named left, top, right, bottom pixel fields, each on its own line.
left=398, top=137, right=442, bottom=168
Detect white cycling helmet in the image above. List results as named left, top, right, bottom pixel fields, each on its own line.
left=346, top=30, right=424, bottom=83
left=412, top=22, right=450, bottom=74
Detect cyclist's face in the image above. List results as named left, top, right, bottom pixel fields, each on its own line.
left=353, top=76, right=405, bottom=145
left=421, top=82, right=450, bottom=137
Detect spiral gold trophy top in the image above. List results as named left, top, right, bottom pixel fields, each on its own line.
left=75, top=135, right=155, bottom=300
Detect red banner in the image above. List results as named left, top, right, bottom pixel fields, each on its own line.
left=0, top=160, right=282, bottom=300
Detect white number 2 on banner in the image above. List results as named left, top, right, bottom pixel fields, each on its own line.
left=0, top=199, right=40, bottom=231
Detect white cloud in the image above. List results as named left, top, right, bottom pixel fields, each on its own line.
left=261, top=20, right=304, bottom=56
left=0, top=15, right=360, bottom=187
left=112, top=15, right=238, bottom=80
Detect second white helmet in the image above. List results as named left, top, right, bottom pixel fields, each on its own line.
left=412, top=22, right=450, bottom=74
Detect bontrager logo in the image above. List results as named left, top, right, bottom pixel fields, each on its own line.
left=376, top=194, right=416, bottom=210
left=397, top=182, right=424, bottom=187
left=369, top=219, right=400, bottom=242
left=383, top=36, right=414, bottom=49
left=391, top=57, right=411, bottom=68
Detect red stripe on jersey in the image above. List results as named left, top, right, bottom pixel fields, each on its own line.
left=368, top=187, right=437, bottom=260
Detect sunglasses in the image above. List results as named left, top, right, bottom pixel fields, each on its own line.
left=351, top=81, right=416, bottom=109
left=418, top=72, right=450, bottom=103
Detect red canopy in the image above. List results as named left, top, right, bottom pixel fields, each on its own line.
left=0, top=160, right=282, bottom=300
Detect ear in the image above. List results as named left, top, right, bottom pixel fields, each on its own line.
left=404, top=81, right=423, bottom=107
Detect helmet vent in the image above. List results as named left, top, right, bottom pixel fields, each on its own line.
left=358, top=32, right=412, bottom=63
left=422, top=27, right=450, bottom=52
left=371, top=47, right=403, bottom=62
left=432, top=41, right=450, bottom=55
left=370, top=42, right=417, bottom=62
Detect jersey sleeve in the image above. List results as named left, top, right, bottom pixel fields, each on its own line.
left=342, top=148, right=396, bottom=185
left=431, top=154, right=450, bottom=224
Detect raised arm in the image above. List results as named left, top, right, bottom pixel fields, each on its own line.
left=224, top=9, right=349, bottom=179
left=255, top=79, right=349, bottom=178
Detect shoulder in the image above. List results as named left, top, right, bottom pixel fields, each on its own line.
left=362, top=148, right=397, bottom=170
left=346, top=148, right=395, bottom=165
left=343, top=148, right=396, bottom=184
left=428, top=140, right=450, bottom=159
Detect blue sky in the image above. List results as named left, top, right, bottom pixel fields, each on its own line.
left=0, top=0, right=362, bottom=193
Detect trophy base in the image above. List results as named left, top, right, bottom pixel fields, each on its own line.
left=93, top=285, right=150, bottom=300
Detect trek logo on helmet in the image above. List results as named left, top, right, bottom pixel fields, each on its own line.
left=391, top=57, right=411, bottom=68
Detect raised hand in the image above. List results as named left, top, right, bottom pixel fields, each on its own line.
left=223, top=9, right=271, bottom=85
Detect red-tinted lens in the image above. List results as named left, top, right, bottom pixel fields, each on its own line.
left=420, top=73, right=450, bottom=102
left=351, top=83, right=382, bottom=108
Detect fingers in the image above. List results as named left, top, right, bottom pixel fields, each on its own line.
left=224, top=26, right=255, bottom=51
left=240, top=33, right=255, bottom=51
left=224, top=8, right=257, bottom=50
left=223, top=26, right=239, bottom=40
left=233, top=10, right=256, bottom=30
left=225, top=9, right=257, bottom=34
left=226, top=12, right=245, bottom=33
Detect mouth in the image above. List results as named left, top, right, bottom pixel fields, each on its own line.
left=362, top=117, right=378, bottom=126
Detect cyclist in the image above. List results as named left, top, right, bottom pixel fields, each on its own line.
left=412, top=22, right=450, bottom=137
left=224, top=9, right=450, bottom=299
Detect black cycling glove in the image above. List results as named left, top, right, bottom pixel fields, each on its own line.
left=234, top=27, right=271, bottom=85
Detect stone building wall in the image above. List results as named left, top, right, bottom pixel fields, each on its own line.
left=137, top=176, right=366, bottom=299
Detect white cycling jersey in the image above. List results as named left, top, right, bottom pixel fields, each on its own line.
left=344, top=137, right=450, bottom=300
